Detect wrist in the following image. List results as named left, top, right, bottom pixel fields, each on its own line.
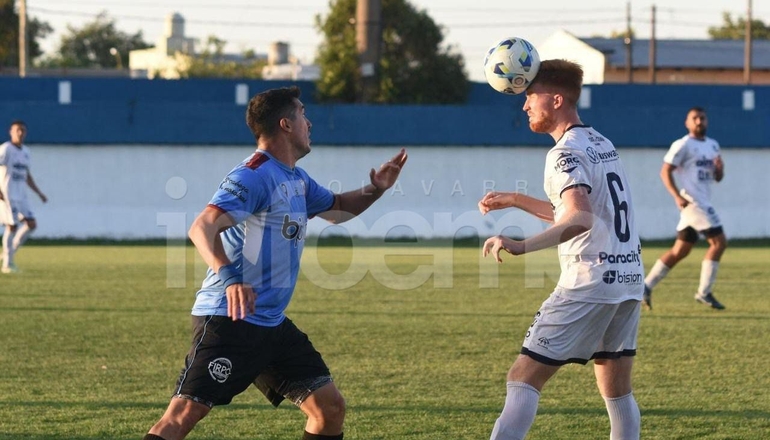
left=217, top=263, right=242, bottom=289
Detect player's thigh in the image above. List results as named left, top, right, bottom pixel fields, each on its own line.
left=175, top=315, right=274, bottom=408
left=253, top=318, right=333, bottom=408
left=522, top=294, right=620, bottom=366
left=594, top=356, right=635, bottom=398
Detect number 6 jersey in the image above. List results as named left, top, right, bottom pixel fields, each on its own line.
left=544, top=125, right=643, bottom=303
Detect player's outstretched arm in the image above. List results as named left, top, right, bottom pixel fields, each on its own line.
left=478, top=191, right=554, bottom=222
left=189, top=206, right=255, bottom=321
left=482, top=186, right=592, bottom=262
left=318, top=148, right=407, bottom=224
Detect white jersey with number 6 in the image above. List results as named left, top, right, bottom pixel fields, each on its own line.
left=543, top=125, right=643, bottom=304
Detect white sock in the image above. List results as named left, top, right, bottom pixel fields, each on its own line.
left=604, top=392, right=641, bottom=440
left=697, top=260, right=719, bottom=295
left=12, top=222, right=31, bottom=250
left=490, top=381, right=541, bottom=440
left=2, top=226, right=16, bottom=267
left=644, top=260, right=670, bottom=290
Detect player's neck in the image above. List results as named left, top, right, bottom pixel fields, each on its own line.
left=550, top=117, right=583, bottom=142
left=257, top=140, right=296, bottom=169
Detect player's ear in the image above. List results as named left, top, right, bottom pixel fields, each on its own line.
left=279, top=118, right=291, bottom=132
left=552, top=93, right=564, bottom=109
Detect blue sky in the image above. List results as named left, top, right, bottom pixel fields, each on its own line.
left=28, top=0, right=767, bottom=81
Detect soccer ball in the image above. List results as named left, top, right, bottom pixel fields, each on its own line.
left=483, top=37, right=540, bottom=95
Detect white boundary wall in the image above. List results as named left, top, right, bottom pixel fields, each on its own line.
left=31, top=144, right=769, bottom=240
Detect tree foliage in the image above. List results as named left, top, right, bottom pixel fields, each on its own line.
left=315, top=0, right=469, bottom=103
left=0, top=0, right=52, bottom=67
left=175, top=35, right=267, bottom=79
left=41, top=12, right=151, bottom=68
left=708, top=12, right=770, bottom=40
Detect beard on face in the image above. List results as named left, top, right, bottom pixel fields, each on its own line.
left=692, top=125, right=707, bottom=137
left=529, top=111, right=557, bottom=134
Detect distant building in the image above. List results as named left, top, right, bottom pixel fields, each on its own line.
left=129, top=13, right=197, bottom=79
left=261, top=41, right=320, bottom=81
left=539, top=29, right=770, bottom=85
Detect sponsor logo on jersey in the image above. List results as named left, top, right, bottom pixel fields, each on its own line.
left=282, top=214, right=306, bottom=246
left=219, top=177, right=250, bottom=203
left=696, top=156, right=714, bottom=168
left=537, top=337, right=550, bottom=348
left=554, top=152, right=580, bottom=173
left=586, top=147, right=600, bottom=164
left=208, top=357, right=232, bottom=383
left=599, top=248, right=642, bottom=266
left=602, top=270, right=643, bottom=285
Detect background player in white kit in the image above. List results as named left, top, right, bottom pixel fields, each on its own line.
left=0, top=121, right=47, bottom=273
left=643, top=107, right=727, bottom=310
left=478, top=60, right=642, bottom=440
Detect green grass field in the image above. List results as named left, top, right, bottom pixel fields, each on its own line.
left=0, top=242, right=768, bottom=439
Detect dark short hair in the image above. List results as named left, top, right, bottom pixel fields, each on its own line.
left=530, top=60, right=584, bottom=106
left=9, top=120, right=26, bottom=129
left=687, top=106, right=706, bottom=115
left=245, top=87, right=301, bottom=141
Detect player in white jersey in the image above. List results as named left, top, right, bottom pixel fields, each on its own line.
left=0, top=121, right=47, bottom=273
left=643, top=107, right=727, bottom=310
left=479, top=60, right=642, bottom=440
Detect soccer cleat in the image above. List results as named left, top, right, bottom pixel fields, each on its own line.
left=1, top=265, right=20, bottom=274
left=694, top=292, right=725, bottom=310
left=642, top=285, right=652, bottom=310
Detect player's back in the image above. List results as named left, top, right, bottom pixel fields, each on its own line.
left=546, top=126, right=643, bottom=303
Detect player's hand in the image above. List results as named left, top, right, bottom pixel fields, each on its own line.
left=482, top=235, right=522, bottom=263
left=226, top=283, right=256, bottom=321
left=714, top=155, right=724, bottom=181
left=39, top=193, right=48, bottom=203
left=674, top=195, right=689, bottom=210
left=478, top=191, right=515, bottom=215
left=370, top=148, right=408, bottom=192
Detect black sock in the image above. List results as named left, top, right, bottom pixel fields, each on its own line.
left=302, top=432, right=343, bottom=440
left=143, top=435, right=167, bottom=440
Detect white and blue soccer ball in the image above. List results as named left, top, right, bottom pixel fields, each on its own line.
left=483, top=37, right=540, bottom=95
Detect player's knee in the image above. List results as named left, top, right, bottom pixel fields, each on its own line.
left=319, top=393, right=346, bottom=425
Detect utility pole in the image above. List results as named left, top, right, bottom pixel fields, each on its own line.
left=744, top=0, right=752, bottom=84
left=649, top=4, right=656, bottom=84
left=19, top=0, right=28, bottom=78
left=356, top=0, right=381, bottom=103
left=625, top=1, right=633, bottom=83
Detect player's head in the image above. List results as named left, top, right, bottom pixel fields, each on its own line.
left=523, top=60, right=583, bottom=133
left=8, top=120, right=27, bottom=145
left=685, top=106, right=707, bottom=138
left=246, top=86, right=303, bottom=141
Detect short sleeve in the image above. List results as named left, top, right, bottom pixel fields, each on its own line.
left=663, top=139, right=687, bottom=166
left=299, top=169, right=334, bottom=217
left=209, top=167, right=269, bottom=224
left=545, top=146, right=592, bottom=198
left=0, top=144, right=8, bottom=166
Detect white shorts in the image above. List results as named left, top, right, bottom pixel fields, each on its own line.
left=0, top=198, right=33, bottom=226
left=677, top=203, right=721, bottom=232
left=521, top=293, right=640, bottom=365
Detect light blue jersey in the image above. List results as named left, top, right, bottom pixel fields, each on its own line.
left=191, top=150, right=335, bottom=326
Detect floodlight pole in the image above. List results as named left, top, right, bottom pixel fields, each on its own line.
left=744, top=0, right=752, bottom=84
left=19, top=0, right=28, bottom=78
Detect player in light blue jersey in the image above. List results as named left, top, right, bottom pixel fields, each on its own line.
left=479, top=60, right=641, bottom=440
left=144, top=87, right=407, bottom=440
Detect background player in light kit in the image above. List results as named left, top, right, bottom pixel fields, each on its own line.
left=643, top=107, right=727, bottom=310
left=0, top=120, right=48, bottom=273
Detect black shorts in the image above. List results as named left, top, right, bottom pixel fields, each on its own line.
left=174, top=316, right=331, bottom=408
